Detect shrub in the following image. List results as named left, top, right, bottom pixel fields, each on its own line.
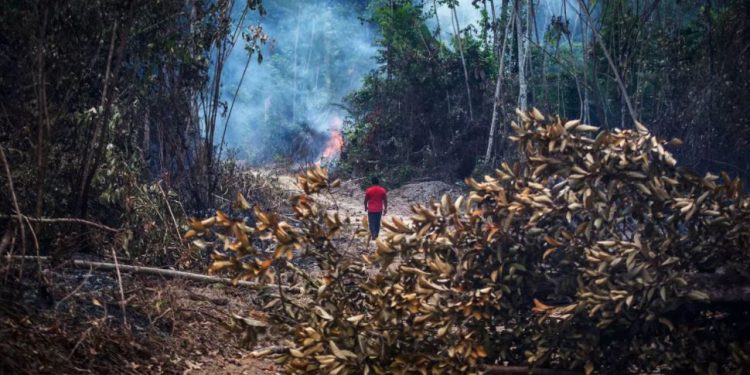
left=189, top=109, right=750, bottom=374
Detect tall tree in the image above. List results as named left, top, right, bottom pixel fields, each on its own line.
left=485, top=0, right=515, bottom=161
left=448, top=1, right=475, bottom=122
left=575, top=0, right=638, bottom=125
left=515, top=0, right=530, bottom=111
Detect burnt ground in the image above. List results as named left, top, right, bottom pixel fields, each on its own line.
left=0, top=265, right=281, bottom=375
left=0, top=176, right=464, bottom=374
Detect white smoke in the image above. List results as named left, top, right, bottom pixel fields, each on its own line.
left=218, top=0, right=377, bottom=164
left=214, top=0, right=584, bottom=164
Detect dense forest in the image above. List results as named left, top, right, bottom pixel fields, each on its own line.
left=1, top=0, right=749, bottom=374
left=341, top=0, right=750, bottom=185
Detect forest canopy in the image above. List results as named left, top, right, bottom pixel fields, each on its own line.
left=340, top=0, right=750, bottom=186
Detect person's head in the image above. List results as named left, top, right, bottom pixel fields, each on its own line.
left=371, top=176, right=379, bottom=186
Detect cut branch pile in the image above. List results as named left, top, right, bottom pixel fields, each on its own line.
left=188, top=110, right=750, bottom=374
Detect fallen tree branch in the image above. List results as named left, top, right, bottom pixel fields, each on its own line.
left=157, top=180, right=185, bottom=246
left=0, top=215, right=120, bottom=233
left=110, top=247, right=128, bottom=328
left=482, top=365, right=581, bottom=375
left=7, top=255, right=300, bottom=292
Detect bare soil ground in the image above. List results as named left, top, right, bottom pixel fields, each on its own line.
left=278, top=174, right=462, bottom=226
left=0, top=174, right=464, bottom=374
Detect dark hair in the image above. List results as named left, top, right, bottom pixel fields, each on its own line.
left=371, top=176, right=379, bottom=185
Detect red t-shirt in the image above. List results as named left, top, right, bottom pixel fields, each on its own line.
left=365, top=185, right=387, bottom=213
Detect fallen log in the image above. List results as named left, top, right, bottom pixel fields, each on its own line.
left=6, top=255, right=300, bottom=292
left=0, top=214, right=120, bottom=233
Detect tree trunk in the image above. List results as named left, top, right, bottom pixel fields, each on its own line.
left=77, top=9, right=131, bottom=217
left=485, top=1, right=516, bottom=162
left=34, top=6, right=50, bottom=221
left=579, top=5, right=590, bottom=124
left=292, top=3, right=300, bottom=126
left=433, top=0, right=443, bottom=44
left=451, top=6, right=474, bottom=122
left=576, top=0, right=638, bottom=125
left=200, top=0, right=251, bottom=204
left=489, top=0, right=498, bottom=56
left=142, top=109, right=150, bottom=169
left=516, top=0, right=529, bottom=111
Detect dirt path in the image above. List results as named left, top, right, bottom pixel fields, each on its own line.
left=277, top=174, right=463, bottom=229
left=2, top=173, right=465, bottom=375
left=182, top=173, right=463, bottom=374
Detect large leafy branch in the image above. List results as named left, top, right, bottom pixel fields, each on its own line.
left=188, top=110, right=750, bottom=374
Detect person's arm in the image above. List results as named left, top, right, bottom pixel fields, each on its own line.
left=383, top=194, right=388, bottom=215
left=364, top=191, right=369, bottom=212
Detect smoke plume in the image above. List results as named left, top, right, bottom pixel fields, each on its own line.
left=219, top=0, right=376, bottom=164
left=216, top=0, right=583, bottom=165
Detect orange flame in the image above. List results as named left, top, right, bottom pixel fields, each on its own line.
left=320, top=116, right=344, bottom=160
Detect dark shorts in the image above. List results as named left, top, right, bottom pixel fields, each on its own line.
left=368, top=212, right=382, bottom=239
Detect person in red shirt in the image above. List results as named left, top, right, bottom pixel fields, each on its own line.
left=364, top=176, right=387, bottom=240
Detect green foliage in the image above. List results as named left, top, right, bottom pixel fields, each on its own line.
left=0, top=0, right=264, bottom=260
left=340, top=0, right=750, bottom=186
left=341, top=1, right=497, bottom=183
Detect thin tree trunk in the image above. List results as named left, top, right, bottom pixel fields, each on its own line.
left=451, top=6, right=474, bottom=122
left=77, top=12, right=130, bottom=216
left=485, top=2, right=516, bottom=162
left=157, top=115, right=165, bottom=172
left=205, top=43, right=225, bottom=169
left=292, top=3, right=300, bottom=126
left=8, top=256, right=301, bottom=291
left=562, top=0, right=584, bottom=121
left=495, top=0, right=510, bottom=57
left=200, top=1, right=249, bottom=203
left=516, top=0, right=529, bottom=111
left=526, top=0, right=535, bottom=107
left=142, top=110, right=150, bottom=167
left=542, top=41, right=548, bottom=109
left=579, top=4, right=590, bottom=124
left=576, top=0, right=638, bottom=124
left=34, top=6, right=50, bottom=221
left=489, top=0, right=498, bottom=55
left=216, top=52, right=253, bottom=165
left=433, top=0, right=443, bottom=43
left=77, top=20, right=117, bottom=213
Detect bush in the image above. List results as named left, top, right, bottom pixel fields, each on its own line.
left=190, top=109, right=750, bottom=374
